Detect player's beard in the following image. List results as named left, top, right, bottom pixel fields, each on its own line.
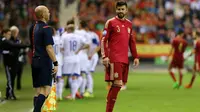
left=117, top=13, right=125, bottom=19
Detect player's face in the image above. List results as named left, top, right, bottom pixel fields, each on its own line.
left=116, top=5, right=128, bottom=19
left=4, top=31, right=11, bottom=40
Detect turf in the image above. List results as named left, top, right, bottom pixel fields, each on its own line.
left=0, top=66, right=200, bottom=112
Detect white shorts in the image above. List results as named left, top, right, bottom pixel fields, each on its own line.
left=63, top=56, right=80, bottom=76
left=56, top=65, right=63, bottom=78
left=62, top=62, right=80, bottom=76
left=56, top=56, right=63, bottom=78
left=89, top=53, right=99, bottom=72
left=79, top=53, right=90, bottom=73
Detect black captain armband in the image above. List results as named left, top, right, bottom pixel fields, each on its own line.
left=53, top=61, right=58, bottom=66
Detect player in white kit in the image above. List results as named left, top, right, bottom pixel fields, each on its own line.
left=83, top=31, right=100, bottom=97
left=62, top=22, right=89, bottom=100
left=52, top=28, right=64, bottom=100
left=75, top=20, right=91, bottom=96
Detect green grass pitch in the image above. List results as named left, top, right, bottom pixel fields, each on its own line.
left=0, top=66, right=200, bottom=112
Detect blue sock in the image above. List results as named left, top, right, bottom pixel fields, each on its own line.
left=33, top=96, right=38, bottom=107
left=33, top=94, right=46, bottom=112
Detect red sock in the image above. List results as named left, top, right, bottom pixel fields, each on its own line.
left=169, top=71, right=176, bottom=82
left=106, top=86, right=121, bottom=112
left=190, top=75, right=196, bottom=86
left=179, top=72, right=183, bottom=86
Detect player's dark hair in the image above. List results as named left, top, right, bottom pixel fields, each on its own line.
left=177, top=29, right=184, bottom=35
left=66, top=19, right=75, bottom=25
left=1, top=29, right=10, bottom=35
left=80, top=20, right=88, bottom=28
left=116, top=1, right=127, bottom=8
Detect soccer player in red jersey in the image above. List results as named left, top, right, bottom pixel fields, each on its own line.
left=167, top=29, right=187, bottom=89
left=185, top=32, right=200, bottom=88
left=101, top=1, right=139, bottom=112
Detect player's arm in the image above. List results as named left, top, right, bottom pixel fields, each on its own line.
left=185, top=42, right=196, bottom=59
left=60, top=37, right=64, bottom=54
left=89, top=46, right=100, bottom=59
left=101, top=20, right=111, bottom=67
left=89, top=35, right=100, bottom=59
left=2, top=39, right=28, bottom=49
left=166, top=42, right=174, bottom=62
left=46, top=45, right=57, bottom=63
left=75, top=43, right=89, bottom=54
left=129, top=29, right=139, bottom=67
left=44, top=27, right=58, bottom=73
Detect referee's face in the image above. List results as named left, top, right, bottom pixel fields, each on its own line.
left=43, top=8, right=50, bottom=22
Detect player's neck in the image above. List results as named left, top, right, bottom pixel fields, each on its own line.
left=116, top=16, right=125, bottom=20
left=38, top=18, right=47, bottom=23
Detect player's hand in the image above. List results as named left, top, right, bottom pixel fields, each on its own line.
left=102, top=57, right=109, bottom=67
left=133, top=58, right=139, bottom=68
left=52, top=66, right=58, bottom=75
left=75, top=50, right=80, bottom=54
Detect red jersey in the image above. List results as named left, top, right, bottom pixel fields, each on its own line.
left=195, top=40, right=200, bottom=63
left=172, top=36, right=187, bottom=60
left=101, top=17, right=138, bottom=64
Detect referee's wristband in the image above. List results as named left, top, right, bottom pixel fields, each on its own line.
left=53, top=61, right=58, bottom=66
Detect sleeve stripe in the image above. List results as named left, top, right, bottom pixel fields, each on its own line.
left=101, top=36, right=106, bottom=57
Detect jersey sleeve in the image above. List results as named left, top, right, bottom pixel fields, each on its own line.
left=101, top=20, right=112, bottom=58
left=172, top=39, right=176, bottom=47
left=129, top=28, right=138, bottom=59
left=92, top=33, right=100, bottom=46
left=43, top=26, right=54, bottom=46
left=85, top=33, right=92, bottom=45
left=80, top=35, right=87, bottom=45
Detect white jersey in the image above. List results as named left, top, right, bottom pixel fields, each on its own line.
left=75, top=29, right=91, bottom=55
left=53, top=34, right=63, bottom=77
left=61, top=32, right=87, bottom=62
left=53, top=34, right=63, bottom=64
left=88, top=31, right=100, bottom=56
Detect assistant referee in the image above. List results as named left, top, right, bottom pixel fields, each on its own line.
left=29, top=5, right=58, bottom=112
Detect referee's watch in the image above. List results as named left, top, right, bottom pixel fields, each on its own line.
left=53, top=61, right=58, bottom=66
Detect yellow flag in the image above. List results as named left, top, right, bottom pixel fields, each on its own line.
left=42, top=83, right=57, bottom=112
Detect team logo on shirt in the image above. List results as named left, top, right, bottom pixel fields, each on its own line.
left=114, top=72, right=119, bottom=78
left=128, top=28, right=131, bottom=34
left=103, top=30, right=107, bottom=36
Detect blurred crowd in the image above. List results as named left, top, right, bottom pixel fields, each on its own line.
left=0, top=0, right=60, bottom=43
left=78, top=0, right=200, bottom=45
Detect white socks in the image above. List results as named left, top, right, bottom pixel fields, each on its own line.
left=70, top=79, right=78, bottom=99
left=86, top=72, right=93, bottom=93
left=80, top=76, right=87, bottom=94
left=77, top=76, right=83, bottom=88
left=57, top=78, right=64, bottom=99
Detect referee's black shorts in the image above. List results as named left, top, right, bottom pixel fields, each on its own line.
left=31, top=57, right=52, bottom=88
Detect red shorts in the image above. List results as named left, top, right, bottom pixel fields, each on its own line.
left=169, top=59, right=184, bottom=69
left=105, top=62, right=129, bottom=83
